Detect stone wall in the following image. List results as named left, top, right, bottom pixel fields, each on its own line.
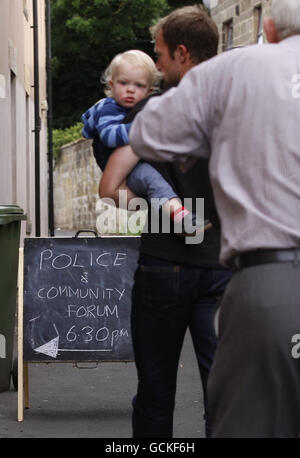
left=211, top=0, right=271, bottom=50
left=53, top=138, right=101, bottom=231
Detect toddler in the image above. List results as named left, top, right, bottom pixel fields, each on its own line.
left=81, top=50, right=210, bottom=236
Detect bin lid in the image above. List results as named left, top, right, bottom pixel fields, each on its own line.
left=0, top=205, right=25, bottom=215
left=0, top=205, right=26, bottom=225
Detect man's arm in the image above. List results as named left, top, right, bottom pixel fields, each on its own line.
left=130, top=66, right=211, bottom=166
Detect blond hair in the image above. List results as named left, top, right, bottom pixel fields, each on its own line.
left=101, top=50, right=161, bottom=97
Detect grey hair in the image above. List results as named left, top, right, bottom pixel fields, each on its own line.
left=271, top=0, right=300, bottom=40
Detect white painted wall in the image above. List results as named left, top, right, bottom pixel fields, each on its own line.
left=0, top=0, right=48, bottom=239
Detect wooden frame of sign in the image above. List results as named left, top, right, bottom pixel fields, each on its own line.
left=17, top=234, right=140, bottom=422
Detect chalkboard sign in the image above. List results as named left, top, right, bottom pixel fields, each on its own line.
left=23, top=236, right=140, bottom=362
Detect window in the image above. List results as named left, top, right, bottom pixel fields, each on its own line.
left=254, top=5, right=264, bottom=44
left=223, top=19, right=234, bottom=51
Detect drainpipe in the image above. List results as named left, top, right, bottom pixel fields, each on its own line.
left=46, top=0, right=54, bottom=236
left=32, top=0, right=41, bottom=237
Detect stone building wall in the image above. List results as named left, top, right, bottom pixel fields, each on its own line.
left=210, top=0, right=271, bottom=50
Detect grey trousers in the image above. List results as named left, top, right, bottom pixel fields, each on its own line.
left=207, top=262, right=300, bottom=438
left=127, top=162, right=177, bottom=207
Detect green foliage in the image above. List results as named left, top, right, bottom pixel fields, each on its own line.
left=51, top=0, right=204, bottom=128
left=53, top=122, right=84, bottom=162
left=51, top=0, right=170, bottom=129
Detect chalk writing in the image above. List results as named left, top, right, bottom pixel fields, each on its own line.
left=66, top=304, right=119, bottom=319
left=23, top=237, right=139, bottom=361
left=34, top=336, right=59, bottom=358
left=37, top=286, right=125, bottom=301
left=66, top=325, right=129, bottom=347
left=81, top=272, right=88, bottom=284
left=39, top=249, right=127, bottom=270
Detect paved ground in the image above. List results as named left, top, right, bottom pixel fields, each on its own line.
left=0, top=332, right=205, bottom=438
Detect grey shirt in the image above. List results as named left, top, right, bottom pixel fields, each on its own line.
left=130, top=36, right=300, bottom=266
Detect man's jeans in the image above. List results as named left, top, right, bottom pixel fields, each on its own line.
left=131, top=253, right=231, bottom=438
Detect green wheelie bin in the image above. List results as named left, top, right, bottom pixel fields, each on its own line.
left=0, top=205, right=26, bottom=391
